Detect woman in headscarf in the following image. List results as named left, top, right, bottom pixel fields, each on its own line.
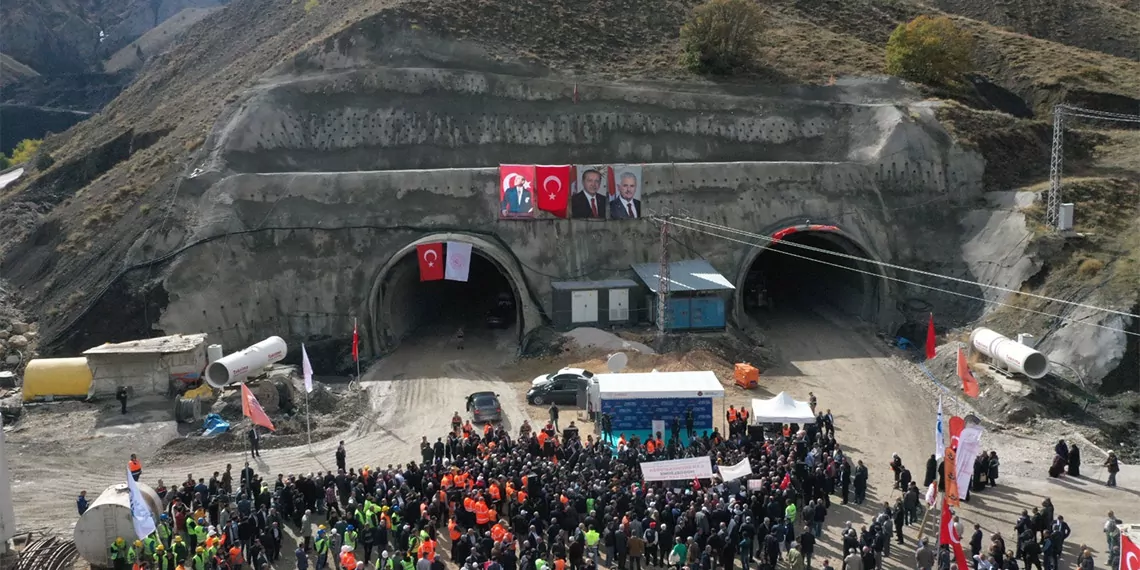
left=1066, top=445, right=1081, bottom=477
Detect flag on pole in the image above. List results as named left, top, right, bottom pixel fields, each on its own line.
left=1120, top=534, right=1140, bottom=570
left=445, top=242, right=472, bottom=282
left=925, top=313, right=937, bottom=360
left=939, top=497, right=970, bottom=570
left=416, top=243, right=445, bottom=281
left=935, top=395, right=945, bottom=460
left=957, top=347, right=980, bottom=398
left=125, top=468, right=156, bottom=540
left=352, top=320, right=359, bottom=363
left=302, top=343, right=313, bottom=394
left=241, top=383, right=276, bottom=431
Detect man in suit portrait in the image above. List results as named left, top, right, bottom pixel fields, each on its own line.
left=571, top=168, right=607, bottom=219
left=609, top=171, right=641, bottom=219
left=500, top=174, right=534, bottom=217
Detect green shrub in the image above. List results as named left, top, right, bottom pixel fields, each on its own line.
left=8, top=139, right=42, bottom=164
left=0, top=155, right=9, bottom=170
left=680, top=0, right=765, bottom=75
left=885, top=15, right=974, bottom=85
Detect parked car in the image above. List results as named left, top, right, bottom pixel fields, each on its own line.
left=531, top=367, right=594, bottom=387
left=526, top=373, right=590, bottom=406
left=466, top=391, right=503, bottom=423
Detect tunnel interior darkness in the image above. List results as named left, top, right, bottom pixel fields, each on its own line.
left=742, top=232, right=875, bottom=319
left=382, top=249, right=518, bottom=341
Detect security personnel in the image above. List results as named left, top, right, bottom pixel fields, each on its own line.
left=191, top=546, right=209, bottom=570
left=110, top=537, right=128, bottom=570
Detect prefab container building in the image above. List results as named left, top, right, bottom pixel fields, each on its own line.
left=550, top=279, right=640, bottom=330
left=632, top=259, right=735, bottom=331
left=82, top=334, right=209, bottom=398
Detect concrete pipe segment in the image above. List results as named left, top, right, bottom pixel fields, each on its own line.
left=205, top=336, right=287, bottom=388
left=970, top=327, right=1049, bottom=379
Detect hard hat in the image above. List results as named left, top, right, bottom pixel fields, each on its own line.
left=198, top=518, right=205, bottom=524
left=161, top=513, right=169, bottom=520
left=157, top=545, right=165, bottom=551
left=319, top=525, right=327, bottom=530
left=174, top=535, right=183, bottom=542
left=116, top=537, right=124, bottom=543
left=318, top=530, right=326, bottom=536
left=347, top=524, right=355, bottom=531
left=197, top=547, right=204, bottom=553
left=135, top=540, right=143, bottom=546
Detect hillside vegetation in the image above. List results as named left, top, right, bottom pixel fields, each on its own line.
left=0, top=0, right=1137, bottom=350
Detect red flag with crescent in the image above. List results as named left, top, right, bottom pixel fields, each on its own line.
left=535, top=165, right=571, bottom=218
left=939, top=497, right=970, bottom=570
left=1121, top=534, right=1140, bottom=570
left=416, top=243, right=445, bottom=281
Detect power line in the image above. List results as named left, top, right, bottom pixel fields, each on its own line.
left=668, top=220, right=1140, bottom=338
left=677, top=216, right=1140, bottom=321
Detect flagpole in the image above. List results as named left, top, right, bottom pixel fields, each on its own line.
left=306, top=386, right=311, bottom=449
left=354, top=317, right=361, bottom=382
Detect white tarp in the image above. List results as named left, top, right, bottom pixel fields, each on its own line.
left=751, top=392, right=816, bottom=423
left=718, top=458, right=752, bottom=481
left=640, top=456, right=713, bottom=481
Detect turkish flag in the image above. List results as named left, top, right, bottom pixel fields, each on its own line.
left=416, top=243, right=444, bottom=281
left=351, top=320, right=359, bottom=363
left=939, top=497, right=970, bottom=570
left=535, top=165, right=571, bottom=218
left=925, top=313, right=937, bottom=360
left=957, top=347, right=980, bottom=398
left=241, top=384, right=276, bottom=431
left=1121, top=534, right=1140, bottom=570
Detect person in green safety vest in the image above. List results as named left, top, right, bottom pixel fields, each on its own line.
left=157, top=514, right=174, bottom=547
left=344, top=524, right=359, bottom=550
left=535, top=556, right=548, bottom=570
left=171, top=535, right=188, bottom=563
left=192, top=546, right=209, bottom=570
left=376, top=550, right=393, bottom=570
left=398, top=552, right=415, bottom=570
left=585, top=528, right=601, bottom=560
left=109, top=537, right=128, bottom=570
left=153, top=544, right=174, bottom=570
left=315, top=529, right=331, bottom=570
left=407, top=532, right=422, bottom=558
left=143, top=533, right=160, bottom=557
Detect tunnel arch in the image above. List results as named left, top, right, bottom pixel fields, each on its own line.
left=368, top=233, right=539, bottom=354
left=734, top=224, right=891, bottom=324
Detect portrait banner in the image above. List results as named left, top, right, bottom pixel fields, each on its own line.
left=640, top=456, right=713, bottom=482
left=571, top=165, right=609, bottom=219
left=608, top=164, right=644, bottom=220
left=499, top=164, right=536, bottom=219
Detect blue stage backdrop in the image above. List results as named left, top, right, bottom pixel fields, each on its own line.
left=601, top=397, right=714, bottom=432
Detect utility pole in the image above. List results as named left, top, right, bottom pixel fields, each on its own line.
left=1047, top=105, right=1066, bottom=229
left=657, top=216, right=671, bottom=344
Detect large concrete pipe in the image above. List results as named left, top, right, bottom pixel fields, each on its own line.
left=970, top=327, right=1049, bottom=379
left=73, top=482, right=162, bottom=567
left=205, top=336, right=287, bottom=388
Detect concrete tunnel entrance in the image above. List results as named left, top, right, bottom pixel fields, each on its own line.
left=741, top=230, right=881, bottom=322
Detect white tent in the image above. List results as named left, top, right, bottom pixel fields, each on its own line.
left=751, top=392, right=815, bottom=424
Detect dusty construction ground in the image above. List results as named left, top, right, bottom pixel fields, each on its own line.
left=5, top=315, right=1136, bottom=569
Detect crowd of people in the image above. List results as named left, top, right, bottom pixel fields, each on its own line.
left=97, top=401, right=1117, bottom=570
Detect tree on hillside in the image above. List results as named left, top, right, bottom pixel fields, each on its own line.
left=681, top=0, right=766, bottom=75
left=8, top=139, right=42, bottom=165
left=885, top=15, right=974, bottom=85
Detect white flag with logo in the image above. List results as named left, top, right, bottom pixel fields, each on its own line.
left=126, top=469, right=156, bottom=539
left=302, top=343, right=313, bottom=394
left=445, top=242, right=472, bottom=282
left=935, top=396, right=945, bottom=460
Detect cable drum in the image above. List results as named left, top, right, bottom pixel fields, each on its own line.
left=173, top=396, right=202, bottom=423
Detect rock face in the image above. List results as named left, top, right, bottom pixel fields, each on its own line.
left=1039, top=307, right=1134, bottom=391
left=6, top=335, right=28, bottom=350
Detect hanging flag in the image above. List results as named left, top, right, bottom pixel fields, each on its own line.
left=954, top=424, right=985, bottom=498
left=445, top=242, right=472, bottom=282
left=1120, top=534, right=1140, bottom=570
left=779, top=472, right=791, bottom=490
left=416, top=243, right=445, bottom=281
left=535, top=165, right=572, bottom=218
left=125, top=468, right=156, bottom=539
left=302, top=343, right=313, bottom=394
left=352, top=320, right=359, bottom=363
left=939, top=497, right=970, bottom=570
left=944, top=416, right=965, bottom=506
left=957, top=347, right=980, bottom=397
left=935, top=396, right=945, bottom=460
left=925, top=313, right=937, bottom=360
left=241, top=384, right=276, bottom=431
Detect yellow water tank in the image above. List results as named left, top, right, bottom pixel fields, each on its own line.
left=22, top=357, right=93, bottom=401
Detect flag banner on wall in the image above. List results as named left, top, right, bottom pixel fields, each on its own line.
left=445, top=242, right=473, bottom=282
left=241, top=384, right=276, bottom=431
left=957, top=347, right=980, bottom=397
left=925, top=313, right=937, bottom=360
left=499, top=165, right=536, bottom=219
left=302, top=343, right=314, bottom=394
left=571, top=165, right=610, bottom=219
left=640, top=456, right=713, bottom=481
left=535, top=165, right=572, bottom=218
left=416, top=243, right=445, bottom=281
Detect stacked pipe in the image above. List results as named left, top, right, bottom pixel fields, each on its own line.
left=16, top=537, right=79, bottom=570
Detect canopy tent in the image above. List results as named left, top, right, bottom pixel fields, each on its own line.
left=751, top=392, right=815, bottom=424
left=592, top=370, right=727, bottom=445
